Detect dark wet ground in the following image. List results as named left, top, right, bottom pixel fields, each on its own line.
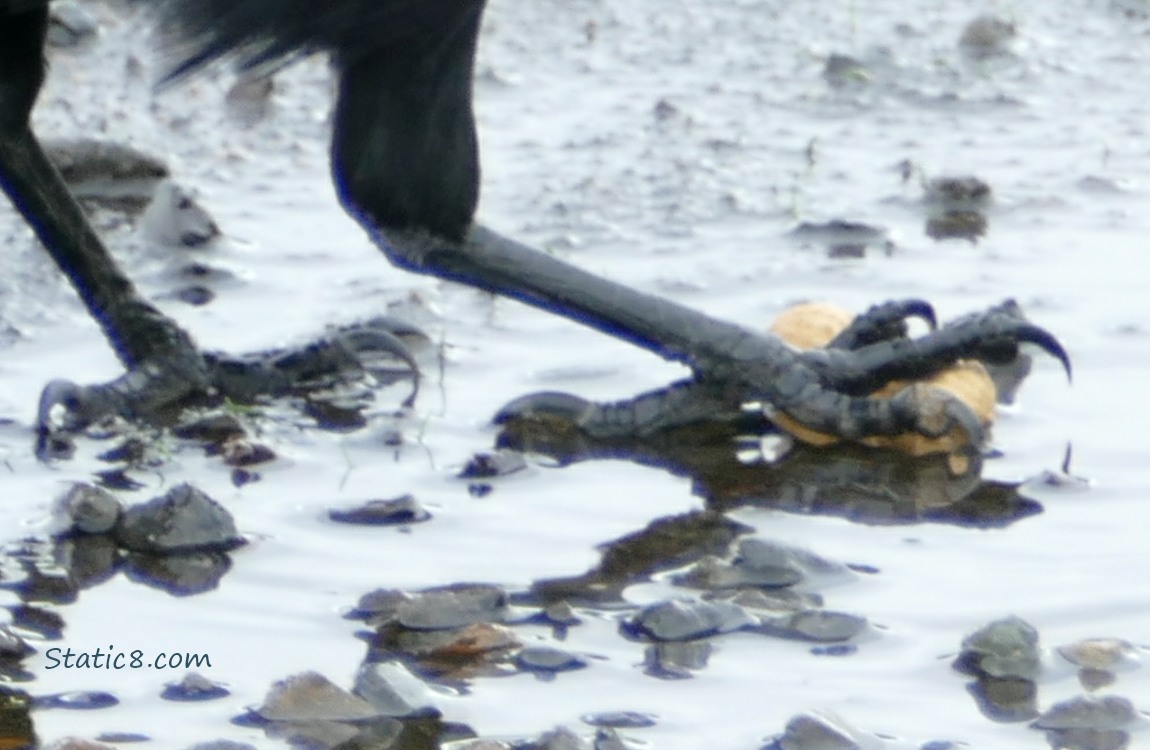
left=2, top=1, right=1150, bottom=748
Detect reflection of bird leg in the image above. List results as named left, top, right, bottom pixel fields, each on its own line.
left=529, top=511, right=751, bottom=606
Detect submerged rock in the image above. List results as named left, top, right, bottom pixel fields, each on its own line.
left=968, top=675, right=1038, bottom=723
left=773, top=712, right=879, bottom=750
left=726, top=588, right=822, bottom=616
left=516, top=645, right=588, bottom=674
left=53, top=483, right=122, bottom=535
left=458, top=450, right=528, bottom=479
left=738, top=538, right=853, bottom=582
left=161, top=672, right=230, bottom=702
left=643, top=640, right=712, bottom=679
left=823, top=54, right=870, bottom=89
left=394, top=584, right=510, bottom=630
left=760, top=611, right=869, bottom=643
left=629, top=598, right=755, bottom=642
left=672, top=553, right=801, bottom=590
left=115, top=484, right=241, bottom=554
left=1032, top=695, right=1136, bottom=731
left=328, top=495, right=431, bottom=526
left=787, top=219, right=893, bottom=257
left=581, top=712, right=657, bottom=729
left=534, top=726, right=591, bottom=750
left=124, top=549, right=232, bottom=596
left=924, top=176, right=992, bottom=211
left=353, top=661, right=439, bottom=717
left=956, top=615, right=1041, bottom=680
left=1057, top=638, right=1139, bottom=672
left=390, top=622, right=520, bottom=662
left=959, top=15, right=1017, bottom=59
left=184, top=741, right=258, bottom=750
left=265, top=719, right=360, bottom=748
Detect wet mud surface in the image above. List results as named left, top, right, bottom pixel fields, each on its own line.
left=3, top=0, right=1150, bottom=748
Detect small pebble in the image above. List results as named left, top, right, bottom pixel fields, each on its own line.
left=161, top=672, right=230, bottom=702
left=959, top=15, right=1016, bottom=58
left=771, top=611, right=868, bottom=643
left=328, top=495, right=431, bottom=526
left=458, top=450, right=527, bottom=479
left=1057, top=638, right=1138, bottom=672
left=54, top=483, right=122, bottom=535
left=581, top=711, right=657, bottom=729
left=36, top=691, right=119, bottom=710
left=535, top=726, right=591, bottom=750
left=776, top=712, right=874, bottom=750
left=516, top=646, right=588, bottom=673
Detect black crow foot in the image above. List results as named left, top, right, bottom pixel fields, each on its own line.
left=495, top=299, right=1067, bottom=462
left=35, top=349, right=212, bottom=461
left=35, top=319, right=423, bottom=460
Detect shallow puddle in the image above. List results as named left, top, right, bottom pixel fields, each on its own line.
left=3, top=1, right=1150, bottom=748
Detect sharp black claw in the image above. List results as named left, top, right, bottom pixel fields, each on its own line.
left=35, top=379, right=115, bottom=461
left=1014, top=323, right=1073, bottom=383
left=337, top=327, right=422, bottom=406
left=943, top=395, right=985, bottom=451
left=900, top=299, right=938, bottom=330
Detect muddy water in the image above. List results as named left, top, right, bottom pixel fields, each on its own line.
left=2, top=0, right=1150, bottom=748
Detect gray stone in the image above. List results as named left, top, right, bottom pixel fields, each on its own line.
left=959, top=615, right=1041, bottom=680
left=353, top=661, right=438, bottom=717
left=395, top=584, right=509, bottom=630
left=115, top=484, right=240, bottom=553
left=258, top=671, right=378, bottom=722
left=1032, top=695, right=1136, bottom=731
left=631, top=598, right=755, bottom=642
left=54, top=483, right=122, bottom=535
left=777, top=712, right=878, bottom=750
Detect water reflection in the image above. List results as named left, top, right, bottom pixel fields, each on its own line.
left=495, top=386, right=1042, bottom=529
